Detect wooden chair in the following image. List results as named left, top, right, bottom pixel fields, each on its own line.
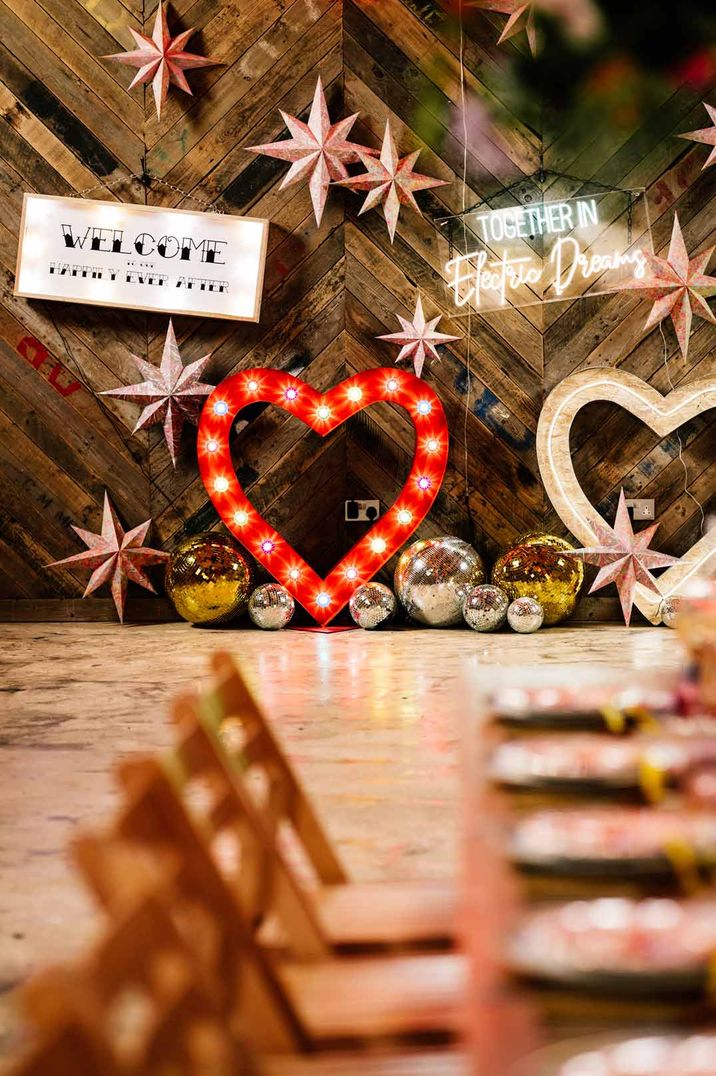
left=196, top=651, right=456, bottom=952
left=19, top=855, right=258, bottom=1076
left=79, top=753, right=465, bottom=1051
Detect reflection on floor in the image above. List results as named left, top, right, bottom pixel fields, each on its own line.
left=0, top=622, right=684, bottom=1053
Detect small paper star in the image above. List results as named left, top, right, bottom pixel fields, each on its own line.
left=679, top=102, right=716, bottom=171
left=377, top=297, right=460, bottom=378
left=102, top=321, right=214, bottom=468
left=336, top=119, right=448, bottom=243
left=469, top=0, right=600, bottom=54
left=469, top=1, right=540, bottom=55
left=105, top=2, right=220, bottom=120
left=47, top=492, right=169, bottom=623
left=247, top=76, right=369, bottom=226
left=622, top=213, right=716, bottom=360
left=567, top=489, right=679, bottom=626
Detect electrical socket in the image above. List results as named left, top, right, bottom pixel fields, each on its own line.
left=626, top=498, right=655, bottom=521
left=345, top=499, right=380, bottom=522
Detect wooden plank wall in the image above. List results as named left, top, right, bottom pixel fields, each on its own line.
left=0, top=0, right=714, bottom=618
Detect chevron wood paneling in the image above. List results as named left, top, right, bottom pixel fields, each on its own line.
left=0, top=0, right=714, bottom=619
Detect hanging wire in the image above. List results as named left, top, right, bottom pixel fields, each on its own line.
left=458, top=0, right=474, bottom=540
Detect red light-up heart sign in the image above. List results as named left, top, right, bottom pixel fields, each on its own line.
left=197, top=368, right=449, bottom=625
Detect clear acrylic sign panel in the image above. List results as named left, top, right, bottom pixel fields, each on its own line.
left=439, top=189, right=652, bottom=314
left=15, top=194, right=269, bottom=322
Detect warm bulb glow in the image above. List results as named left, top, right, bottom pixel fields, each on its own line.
left=199, top=368, right=449, bottom=627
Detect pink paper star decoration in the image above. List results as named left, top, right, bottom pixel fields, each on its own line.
left=47, top=492, right=169, bottom=623
left=102, top=321, right=214, bottom=468
left=106, top=2, right=220, bottom=120
left=469, top=1, right=540, bottom=55
left=337, top=119, right=449, bottom=242
left=679, top=102, right=716, bottom=171
left=247, top=76, right=368, bottom=226
left=377, top=297, right=460, bottom=378
left=469, top=0, right=601, bottom=56
left=567, top=489, right=679, bottom=626
left=622, top=213, right=716, bottom=361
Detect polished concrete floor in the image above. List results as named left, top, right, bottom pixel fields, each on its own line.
left=0, top=622, right=685, bottom=1053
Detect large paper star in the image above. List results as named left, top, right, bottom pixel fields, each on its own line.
left=246, top=76, right=368, bottom=226
left=102, top=321, right=214, bottom=468
left=105, top=2, right=220, bottom=120
left=47, top=492, right=169, bottom=623
left=336, top=119, right=449, bottom=243
left=567, top=489, right=679, bottom=626
left=377, top=297, right=460, bottom=378
left=679, top=102, right=716, bottom=171
left=622, top=214, right=716, bottom=360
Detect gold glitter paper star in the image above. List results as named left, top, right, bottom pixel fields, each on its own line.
left=48, top=492, right=169, bottom=622
left=102, top=321, right=214, bottom=468
left=567, top=489, right=679, bottom=626
left=622, top=213, right=716, bottom=361
left=336, top=119, right=448, bottom=243
left=377, top=297, right=460, bottom=378
left=105, top=2, right=220, bottom=119
left=679, top=102, right=716, bottom=171
left=246, top=76, right=369, bottom=226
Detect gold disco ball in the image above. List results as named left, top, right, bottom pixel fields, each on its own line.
left=166, top=532, right=253, bottom=625
left=490, top=532, right=584, bottom=626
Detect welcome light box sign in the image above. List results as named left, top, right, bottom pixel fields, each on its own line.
left=441, top=189, right=652, bottom=313
left=15, top=194, right=269, bottom=322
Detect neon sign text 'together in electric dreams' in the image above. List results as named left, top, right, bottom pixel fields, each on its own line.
left=443, top=194, right=650, bottom=311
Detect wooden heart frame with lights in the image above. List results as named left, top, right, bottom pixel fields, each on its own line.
left=197, top=368, right=449, bottom=625
left=536, top=368, right=716, bottom=624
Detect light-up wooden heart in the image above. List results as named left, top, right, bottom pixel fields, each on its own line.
left=197, top=367, right=449, bottom=625
left=537, top=369, right=716, bottom=624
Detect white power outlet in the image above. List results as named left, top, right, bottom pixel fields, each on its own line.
left=626, top=498, right=655, bottom=521
left=345, top=499, right=380, bottom=522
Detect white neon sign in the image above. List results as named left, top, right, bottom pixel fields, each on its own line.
left=442, top=190, right=651, bottom=312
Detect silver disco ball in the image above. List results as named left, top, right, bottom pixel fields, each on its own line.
left=349, top=582, right=397, bottom=630
left=394, top=536, right=485, bottom=627
left=248, top=583, right=295, bottom=630
left=463, top=584, right=509, bottom=632
left=660, top=595, right=682, bottom=628
left=507, top=596, right=544, bottom=633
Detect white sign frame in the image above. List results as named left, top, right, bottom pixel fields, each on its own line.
left=14, top=194, right=269, bottom=323
left=536, top=368, right=716, bottom=624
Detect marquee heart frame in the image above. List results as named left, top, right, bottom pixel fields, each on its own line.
left=198, top=367, right=449, bottom=625
left=536, top=368, right=716, bottom=624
